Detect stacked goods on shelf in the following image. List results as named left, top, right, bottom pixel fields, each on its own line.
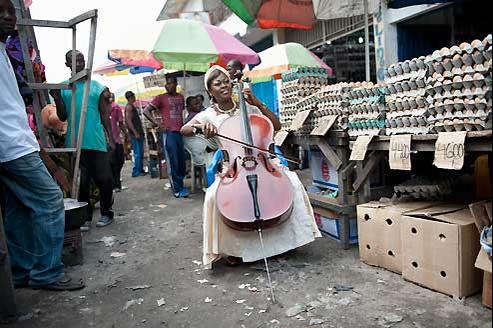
left=425, top=34, right=492, bottom=132
left=393, top=176, right=455, bottom=200
left=384, top=57, right=431, bottom=135
left=309, top=83, right=354, bottom=132
left=279, top=67, right=328, bottom=131
left=347, top=82, right=387, bottom=137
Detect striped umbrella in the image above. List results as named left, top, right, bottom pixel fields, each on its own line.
left=152, top=18, right=260, bottom=72
left=222, top=0, right=315, bottom=29
left=244, top=43, right=332, bottom=82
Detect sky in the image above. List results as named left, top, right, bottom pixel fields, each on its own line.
left=29, top=0, right=166, bottom=93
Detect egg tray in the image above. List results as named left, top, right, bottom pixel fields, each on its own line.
left=386, top=108, right=429, bottom=119
left=281, top=67, right=329, bottom=82
left=387, top=96, right=429, bottom=112
left=348, top=127, right=385, bottom=137
left=385, top=127, right=433, bottom=136
left=394, top=177, right=455, bottom=200
left=425, top=35, right=492, bottom=75
left=431, top=117, right=492, bottom=133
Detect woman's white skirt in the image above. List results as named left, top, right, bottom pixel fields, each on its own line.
left=203, top=169, right=321, bottom=269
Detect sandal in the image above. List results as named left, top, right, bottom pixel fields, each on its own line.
left=225, top=256, right=243, bottom=267
left=35, top=274, right=85, bottom=291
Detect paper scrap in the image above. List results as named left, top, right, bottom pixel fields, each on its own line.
left=274, top=130, right=290, bottom=146
left=126, top=285, right=151, bottom=291
left=122, top=298, right=144, bottom=311
left=197, top=279, right=209, bottom=284
left=157, top=298, right=166, bottom=307
left=204, top=297, right=212, bottom=303
left=311, top=115, right=338, bottom=136
left=389, top=134, right=412, bottom=171
left=192, top=260, right=202, bottom=266
left=433, top=131, right=467, bottom=170
left=349, top=135, right=373, bottom=161
left=110, top=252, right=126, bottom=258
left=238, top=284, right=251, bottom=289
left=289, top=111, right=311, bottom=131
left=100, top=236, right=115, bottom=247
left=235, top=300, right=247, bottom=304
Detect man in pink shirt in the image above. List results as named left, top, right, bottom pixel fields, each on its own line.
left=144, top=75, right=188, bottom=197
left=109, top=94, right=126, bottom=192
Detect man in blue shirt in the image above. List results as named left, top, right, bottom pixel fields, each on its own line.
left=51, top=50, right=115, bottom=231
left=0, top=0, right=83, bottom=291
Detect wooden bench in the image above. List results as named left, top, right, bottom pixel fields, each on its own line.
left=0, top=209, right=17, bottom=321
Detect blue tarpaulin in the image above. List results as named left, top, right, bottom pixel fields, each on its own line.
left=251, top=80, right=280, bottom=117
left=388, top=0, right=459, bottom=8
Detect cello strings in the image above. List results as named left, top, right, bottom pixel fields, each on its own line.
left=257, top=227, right=276, bottom=304
left=215, top=133, right=300, bottom=165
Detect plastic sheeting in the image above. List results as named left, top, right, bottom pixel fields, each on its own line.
left=251, top=80, right=280, bottom=117
left=313, top=0, right=380, bottom=20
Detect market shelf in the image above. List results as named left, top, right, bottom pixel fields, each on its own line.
left=308, top=192, right=357, bottom=215
left=349, top=130, right=492, bottom=152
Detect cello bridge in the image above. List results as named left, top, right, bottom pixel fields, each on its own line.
left=241, top=156, right=258, bottom=169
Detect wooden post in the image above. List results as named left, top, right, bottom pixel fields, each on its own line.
left=0, top=209, right=17, bottom=320
left=71, top=15, right=98, bottom=198
left=12, top=0, right=48, bottom=147
left=336, top=145, right=350, bottom=250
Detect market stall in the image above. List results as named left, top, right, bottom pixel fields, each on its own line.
left=275, top=34, right=492, bottom=305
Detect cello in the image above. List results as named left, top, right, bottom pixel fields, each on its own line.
left=215, top=78, right=294, bottom=231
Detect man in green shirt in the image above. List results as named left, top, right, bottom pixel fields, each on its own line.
left=50, top=50, right=115, bottom=231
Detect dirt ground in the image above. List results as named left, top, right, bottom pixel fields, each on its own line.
left=4, top=164, right=492, bottom=328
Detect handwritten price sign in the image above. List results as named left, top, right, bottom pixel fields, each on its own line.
left=349, top=135, right=373, bottom=161
left=389, top=135, right=412, bottom=171
left=433, top=131, right=467, bottom=170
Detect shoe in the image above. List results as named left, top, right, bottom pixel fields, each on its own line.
left=33, top=274, right=85, bottom=291
left=174, top=188, right=190, bottom=198
left=120, top=186, right=128, bottom=191
left=80, top=221, right=91, bottom=232
left=113, top=188, right=122, bottom=193
left=96, top=216, right=114, bottom=227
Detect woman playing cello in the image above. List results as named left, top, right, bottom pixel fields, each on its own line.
left=181, top=65, right=321, bottom=269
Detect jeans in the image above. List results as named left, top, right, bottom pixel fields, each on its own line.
left=110, top=143, right=125, bottom=189
left=131, top=137, right=144, bottom=177
left=0, top=151, right=64, bottom=286
left=79, top=149, right=114, bottom=222
left=161, top=131, right=186, bottom=193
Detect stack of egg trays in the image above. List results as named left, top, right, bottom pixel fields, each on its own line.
left=347, top=82, right=387, bottom=137
left=295, top=93, right=321, bottom=135
left=393, top=176, right=455, bottom=200
left=279, top=67, right=328, bottom=131
left=425, top=34, right=492, bottom=132
left=385, top=57, right=431, bottom=135
left=312, top=83, right=353, bottom=131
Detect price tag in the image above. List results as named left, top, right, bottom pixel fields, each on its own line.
left=389, top=134, right=412, bottom=171
left=274, top=130, right=290, bottom=147
left=310, top=115, right=338, bottom=136
left=289, top=110, right=311, bottom=131
left=349, top=135, right=373, bottom=161
left=433, top=132, right=467, bottom=170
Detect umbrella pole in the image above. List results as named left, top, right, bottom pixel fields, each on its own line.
left=135, top=77, right=150, bottom=172
left=364, top=0, right=370, bottom=82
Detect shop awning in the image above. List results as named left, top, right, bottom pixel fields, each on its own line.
left=387, top=0, right=457, bottom=8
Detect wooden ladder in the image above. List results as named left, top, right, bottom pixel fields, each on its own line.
left=0, top=2, right=99, bottom=319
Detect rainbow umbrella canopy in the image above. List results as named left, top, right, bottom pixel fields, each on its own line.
left=93, top=60, right=157, bottom=77
left=222, top=0, right=315, bottom=29
left=244, top=43, right=332, bottom=83
left=152, top=18, right=260, bottom=72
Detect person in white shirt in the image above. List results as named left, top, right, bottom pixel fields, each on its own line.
left=0, top=0, right=83, bottom=290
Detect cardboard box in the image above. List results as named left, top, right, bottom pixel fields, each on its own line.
left=402, top=205, right=482, bottom=298
left=313, top=207, right=357, bottom=244
left=309, top=149, right=339, bottom=190
left=357, top=201, right=438, bottom=274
